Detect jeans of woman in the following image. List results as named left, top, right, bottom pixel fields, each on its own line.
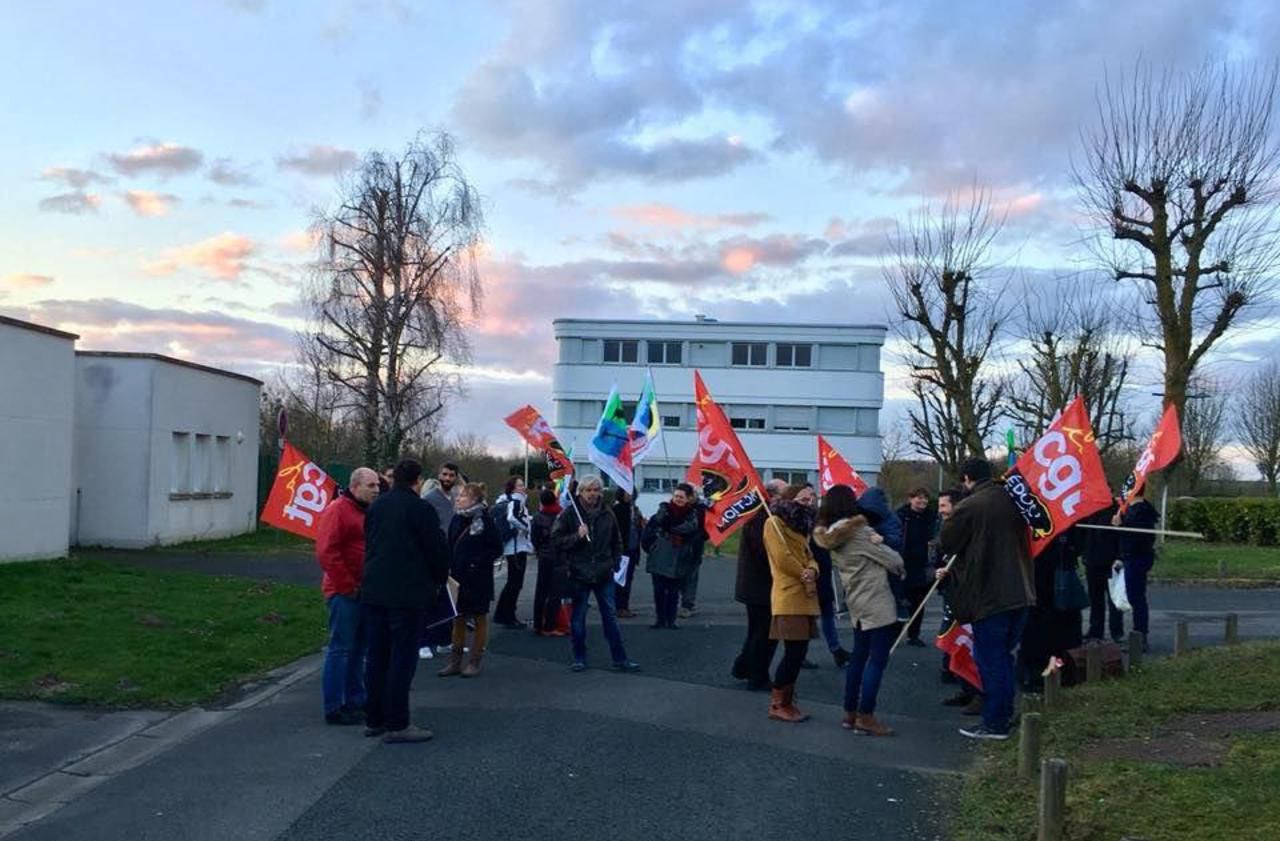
left=773, top=639, right=810, bottom=688
left=844, top=623, right=895, bottom=714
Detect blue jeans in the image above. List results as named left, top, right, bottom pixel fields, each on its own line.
left=972, top=608, right=1028, bottom=733
left=571, top=580, right=628, bottom=665
left=322, top=594, right=366, bottom=715
left=844, top=623, right=894, bottom=714
left=362, top=604, right=426, bottom=732
left=1124, top=556, right=1153, bottom=635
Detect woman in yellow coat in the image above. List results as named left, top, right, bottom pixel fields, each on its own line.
left=762, top=484, right=821, bottom=722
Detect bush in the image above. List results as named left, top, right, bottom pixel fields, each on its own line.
left=1168, top=498, right=1280, bottom=545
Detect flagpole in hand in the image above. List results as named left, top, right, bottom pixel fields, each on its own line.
left=890, top=554, right=956, bottom=655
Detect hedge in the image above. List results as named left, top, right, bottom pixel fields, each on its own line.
left=1167, top=497, right=1280, bottom=546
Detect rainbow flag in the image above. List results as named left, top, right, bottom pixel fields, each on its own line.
left=628, top=368, right=662, bottom=465
left=588, top=386, right=634, bottom=494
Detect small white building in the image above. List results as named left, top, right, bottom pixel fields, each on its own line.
left=74, top=352, right=261, bottom=548
left=552, top=317, right=886, bottom=511
left=0, top=315, right=78, bottom=562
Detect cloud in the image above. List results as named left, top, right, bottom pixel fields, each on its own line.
left=2, top=273, right=55, bottom=289
left=143, top=232, right=256, bottom=280
left=227, top=197, right=269, bottom=209
left=38, top=191, right=101, bottom=214
left=40, top=166, right=110, bottom=188
left=123, top=190, right=179, bottom=217
left=279, top=229, right=321, bottom=253
left=106, top=142, right=204, bottom=177
left=207, top=158, right=257, bottom=186
left=276, top=145, right=359, bottom=176
left=610, top=203, right=770, bottom=230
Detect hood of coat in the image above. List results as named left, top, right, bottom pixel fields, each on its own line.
left=855, top=488, right=891, bottom=525
left=812, top=515, right=868, bottom=550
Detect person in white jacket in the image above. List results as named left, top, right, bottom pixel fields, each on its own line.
left=493, top=477, right=534, bottom=628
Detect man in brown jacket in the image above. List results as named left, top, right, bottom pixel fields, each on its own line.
left=938, top=458, right=1034, bottom=741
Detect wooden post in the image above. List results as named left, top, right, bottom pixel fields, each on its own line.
left=1019, top=713, right=1043, bottom=780
left=1128, top=631, right=1144, bottom=668
left=1044, top=667, right=1063, bottom=712
left=1225, top=613, right=1239, bottom=644
left=1020, top=693, right=1043, bottom=715
left=1174, top=621, right=1190, bottom=657
left=1086, top=644, right=1103, bottom=683
left=1038, top=758, right=1068, bottom=841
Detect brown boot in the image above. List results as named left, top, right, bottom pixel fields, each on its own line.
left=854, top=713, right=896, bottom=736
left=460, top=649, right=484, bottom=678
left=768, top=687, right=805, bottom=722
left=782, top=685, right=810, bottom=722
left=437, top=648, right=463, bottom=677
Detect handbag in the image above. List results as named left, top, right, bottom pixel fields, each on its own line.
left=1053, top=565, right=1090, bottom=611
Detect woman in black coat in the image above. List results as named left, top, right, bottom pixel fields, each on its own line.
left=439, top=482, right=504, bottom=678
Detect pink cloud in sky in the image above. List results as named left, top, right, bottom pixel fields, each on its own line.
left=106, top=142, right=203, bottom=177
left=123, top=190, right=179, bottom=217
left=610, top=203, right=771, bottom=230
left=2, top=273, right=55, bottom=289
left=143, top=232, right=255, bottom=280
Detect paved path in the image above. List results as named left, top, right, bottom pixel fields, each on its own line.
left=4, top=551, right=1278, bottom=840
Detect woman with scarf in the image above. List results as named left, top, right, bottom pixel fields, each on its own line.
left=531, top=488, right=568, bottom=637
left=813, top=484, right=905, bottom=736
left=763, top=484, right=821, bottom=723
left=642, top=483, right=704, bottom=630
left=439, top=482, right=504, bottom=678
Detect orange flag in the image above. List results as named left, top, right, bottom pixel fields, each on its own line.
left=1121, top=404, right=1182, bottom=505
left=504, top=404, right=575, bottom=480
left=260, top=441, right=337, bottom=540
left=685, top=371, right=766, bottom=546
left=817, top=434, right=869, bottom=495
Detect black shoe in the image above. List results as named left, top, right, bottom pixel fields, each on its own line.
left=325, top=709, right=363, bottom=726
left=732, top=657, right=750, bottom=680
left=363, top=724, right=386, bottom=738
left=907, top=638, right=927, bottom=648
left=959, top=724, right=1010, bottom=741
left=800, top=658, right=819, bottom=670
left=650, top=622, right=665, bottom=630
left=942, top=690, right=974, bottom=707
left=832, top=648, right=850, bottom=668
left=940, top=670, right=958, bottom=685
left=612, top=660, right=642, bottom=673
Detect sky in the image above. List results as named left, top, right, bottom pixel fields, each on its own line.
left=3, top=0, right=1278, bottom=467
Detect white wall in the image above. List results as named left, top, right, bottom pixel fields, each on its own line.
left=0, top=323, right=75, bottom=561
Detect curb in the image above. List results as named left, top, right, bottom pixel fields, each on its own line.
left=0, top=653, right=322, bottom=839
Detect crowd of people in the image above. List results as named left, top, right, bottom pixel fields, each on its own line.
left=314, top=455, right=1160, bottom=744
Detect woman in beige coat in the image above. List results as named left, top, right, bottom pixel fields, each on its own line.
left=813, top=484, right=905, bottom=736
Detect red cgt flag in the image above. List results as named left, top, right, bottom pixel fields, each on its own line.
left=260, top=441, right=337, bottom=540
left=1121, top=403, right=1182, bottom=505
left=817, top=434, right=869, bottom=495
left=504, top=404, right=575, bottom=480
left=936, top=621, right=983, bottom=690
left=1004, top=396, right=1113, bottom=558
left=685, top=371, right=766, bottom=546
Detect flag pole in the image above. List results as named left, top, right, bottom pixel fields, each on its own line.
left=890, top=554, right=956, bottom=655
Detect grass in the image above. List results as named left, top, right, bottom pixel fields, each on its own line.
left=953, top=641, right=1280, bottom=841
left=1156, top=540, right=1280, bottom=584
left=159, top=525, right=311, bottom=554
left=0, top=557, right=325, bottom=708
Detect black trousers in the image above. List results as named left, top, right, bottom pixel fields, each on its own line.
left=494, top=552, right=528, bottom=623
left=1085, top=563, right=1124, bottom=640
left=363, top=604, right=426, bottom=732
left=905, top=584, right=930, bottom=641
left=532, top=552, right=560, bottom=632
left=734, top=602, right=777, bottom=683
left=774, top=639, right=810, bottom=688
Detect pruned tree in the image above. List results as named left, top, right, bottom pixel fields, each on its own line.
left=1179, top=378, right=1229, bottom=494
left=1075, top=61, right=1280, bottom=422
left=885, top=190, right=1007, bottom=475
left=1005, top=279, right=1134, bottom=453
left=305, top=131, right=484, bottom=466
left=1236, top=362, right=1280, bottom=493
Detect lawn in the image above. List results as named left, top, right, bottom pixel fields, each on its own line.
left=1155, top=540, right=1280, bottom=584
left=953, top=641, right=1280, bottom=841
left=162, top=525, right=311, bottom=554
left=0, top=557, right=326, bottom=708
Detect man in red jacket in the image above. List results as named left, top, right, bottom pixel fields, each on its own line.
left=317, top=467, right=380, bottom=725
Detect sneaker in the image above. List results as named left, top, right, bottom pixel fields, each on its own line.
left=547, top=629, right=568, bottom=638
left=959, top=724, right=1010, bottom=741
left=418, top=646, right=435, bottom=660
left=324, top=708, right=363, bottom=726
left=382, top=725, right=433, bottom=744
left=612, top=660, right=642, bottom=673
left=363, top=725, right=386, bottom=738
left=435, top=645, right=452, bottom=655
left=616, top=608, right=638, bottom=619
left=570, top=661, right=587, bottom=673
left=679, top=606, right=697, bottom=619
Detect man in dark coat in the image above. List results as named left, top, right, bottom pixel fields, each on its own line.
left=1082, top=501, right=1123, bottom=642
left=732, top=479, right=787, bottom=690
left=938, top=458, right=1034, bottom=741
left=896, top=487, right=938, bottom=646
left=552, top=475, right=640, bottom=673
left=360, top=459, right=451, bottom=743
left=1114, top=488, right=1160, bottom=641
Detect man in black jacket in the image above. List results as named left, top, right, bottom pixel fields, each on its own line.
left=1113, top=488, right=1160, bottom=641
left=361, top=459, right=451, bottom=743
left=1082, top=501, right=1124, bottom=642
left=896, top=487, right=938, bottom=646
left=732, top=479, right=787, bottom=690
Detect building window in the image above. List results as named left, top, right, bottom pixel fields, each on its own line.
left=662, top=414, right=682, bottom=429
left=215, top=436, right=232, bottom=494
left=171, top=432, right=191, bottom=495
left=193, top=434, right=212, bottom=494
left=603, top=339, right=638, bottom=364
left=773, top=406, right=812, bottom=431
left=647, top=340, right=683, bottom=365
left=772, top=470, right=811, bottom=486
left=731, top=342, right=767, bottom=367
left=729, top=416, right=766, bottom=430
left=776, top=343, right=813, bottom=368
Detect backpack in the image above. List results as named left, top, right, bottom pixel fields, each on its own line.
left=492, top=497, right=518, bottom=546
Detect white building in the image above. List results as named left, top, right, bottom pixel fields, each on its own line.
left=0, top=315, right=78, bottom=562
left=551, top=317, right=886, bottom=511
left=73, top=352, right=262, bottom=548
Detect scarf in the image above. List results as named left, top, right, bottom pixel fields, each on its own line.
left=540, top=501, right=563, bottom=517
left=456, top=501, right=487, bottom=535
left=771, top=498, right=816, bottom=535
left=665, top=501, right=693, bottom=546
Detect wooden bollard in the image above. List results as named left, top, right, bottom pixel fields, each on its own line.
left=1174, top=620, right=1190, bottom=657
left=1128, top=631, right=1144, bottom=668
left=1044, top=667, right=1063, bottom=711
left=1225, top=613, right=1239, bottom=644
left=1086, top=643, right=1103, bottom=683
left=1038, top=758, right=1069, bottom=841
left=1019, top=713, right=1043, bottom=780
left=1020, top=693, right=1043, bottom=715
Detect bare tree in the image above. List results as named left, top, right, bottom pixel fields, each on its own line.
left=1075, top=61, right=1280, bottom=422
left=1236, top=362, right=1280, bottom=493
left=885, top=190, right=1007, bottom=474
left=1005, top=280, right=1134, bottom=453
left=1179, top=379, right=1229, bottom=494
left=305, top=132, right=484, bottom=465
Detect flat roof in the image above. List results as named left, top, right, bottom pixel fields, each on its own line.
left=75, top=351, right=263, bottom=386
left=553, top=317, right=887, bottom=330
left=0, top=313, right=79, bottom=341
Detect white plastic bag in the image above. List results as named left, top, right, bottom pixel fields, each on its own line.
left=1109, top=565, right=1131, bottom=612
